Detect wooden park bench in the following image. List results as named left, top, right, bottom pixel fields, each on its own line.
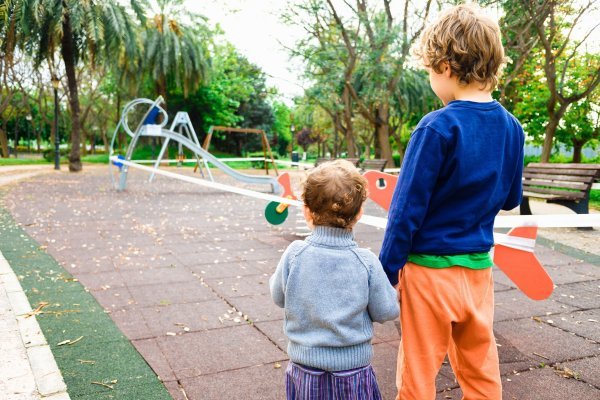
left=360, top=158, right=388, bottom=172
left=314, top=157, right=331, bottom=167
left=521, top=163, right=600, bottom=215
left=314, top=157, right=361, bottom=167
left=346, top=158, right=361, bottom=167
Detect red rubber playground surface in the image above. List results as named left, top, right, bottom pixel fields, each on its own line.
left=2, top=165, right=599, bottom=399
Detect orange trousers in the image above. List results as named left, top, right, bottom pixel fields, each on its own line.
left=396, top=262, right=501, bottom=400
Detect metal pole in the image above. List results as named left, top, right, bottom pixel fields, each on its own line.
left=54, top=86, right=60, bottom=170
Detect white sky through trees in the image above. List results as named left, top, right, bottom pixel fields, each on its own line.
left=185, top=0, right=599, bottom=104
left=186, top=0, right=305, bottom=103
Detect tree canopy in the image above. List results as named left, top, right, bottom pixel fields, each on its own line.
left=0, top=0, right=598, bottom=166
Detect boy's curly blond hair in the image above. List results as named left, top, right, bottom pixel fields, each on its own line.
left=302, top=160, right=368, bottom=230
left=415, top=4, right=506, bottom=89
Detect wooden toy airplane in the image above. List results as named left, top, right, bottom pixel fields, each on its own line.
left=363, top=171, right=554, bottom=301
left=265, top=173, right=297, bottom=225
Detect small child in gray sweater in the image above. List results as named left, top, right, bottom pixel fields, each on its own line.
left=270, top=160, right=399, bottom=400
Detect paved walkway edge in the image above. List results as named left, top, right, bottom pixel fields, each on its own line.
left=0, top=202, right=172, bottom=400
left=0, top=250, right=70, bottom=400
left=538, top=235, right=600, bottom=265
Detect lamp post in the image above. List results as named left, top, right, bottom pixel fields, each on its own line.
left=51, top=76, right=60, bottom=170
left=290, top=124, right=295, bottom=151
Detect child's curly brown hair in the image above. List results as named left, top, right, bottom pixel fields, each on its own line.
left=415, top=4, right=506, bottom=90
left=302, top=159, right=368, bottom=230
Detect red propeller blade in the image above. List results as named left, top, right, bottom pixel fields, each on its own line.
left=493, top=226, right=554, bottom=300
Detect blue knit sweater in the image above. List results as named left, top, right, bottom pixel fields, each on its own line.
left=270, top=226, right=399, bottom=371
left=380, top=100, right=524, bottom=285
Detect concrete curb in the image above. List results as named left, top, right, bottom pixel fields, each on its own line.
left=0, top=251, right=71, bottom=400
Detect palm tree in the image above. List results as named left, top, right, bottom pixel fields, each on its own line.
left=8, top=0, right=144, bottom=171
left=143, top=0, right=211, bottom=102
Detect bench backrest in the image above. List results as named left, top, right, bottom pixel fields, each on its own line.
left=361, top=159, right=387, bottom=172
left=314, top=158, right=361, bottom=167
left=523, top=163, right=600, bottom=200
left=314, top=157, right=331, bottom=167
left=346, top=158, right=361, bottom=167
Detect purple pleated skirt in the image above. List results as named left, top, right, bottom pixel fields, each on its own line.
left=285, top=361, right=382, bottom=400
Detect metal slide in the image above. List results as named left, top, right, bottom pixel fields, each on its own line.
left=109, top=97, right=281, bottom=194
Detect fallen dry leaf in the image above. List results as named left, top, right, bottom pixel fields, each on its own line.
left=23, top=302, right=49, bottom=318
left=68, top=336, right=84, bottom=345
left=91, top=381, right=114, bottom=390
left=555, top=366, right=580, bottom=380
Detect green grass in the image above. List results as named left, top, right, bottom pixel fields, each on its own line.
left=81, top=153, right=109, bottom=163
left=590, top=190, right=600, bottom=210
left=0, top=204, right=171, bottom=399
left=524, top=154, right=600, bottom=165
left=0, top=158, right=50, bottom=166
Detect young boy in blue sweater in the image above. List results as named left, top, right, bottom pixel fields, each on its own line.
left=270, top=160, right=399, bottom=400
left=379, top=5, right=524, bottom=400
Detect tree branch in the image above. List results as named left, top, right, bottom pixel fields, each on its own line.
left=345, top=80, right=377, bottom=124
left=559, top=21, right=600, bottom=93
left=554, top=0, right=593, bottom=59
left=561, top=67, right=600, bottom=104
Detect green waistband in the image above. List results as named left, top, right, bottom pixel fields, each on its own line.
left=408, top=252, right=492, bottom=269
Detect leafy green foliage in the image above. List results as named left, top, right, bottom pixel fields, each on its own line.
left=142, top=0, right=211, bottom=98
left=498, top=0, right=600, bottom=162
left=271, top=101, right=292, bottom=156
left=589, top=190, right=600, bottom=210
left=509, top=50, right=599, bottom=161
left=42, top=147, right=69, bottom=162
left=167, top=43, right=276, bottom=156
left=285, top=0, right=440, bottom=160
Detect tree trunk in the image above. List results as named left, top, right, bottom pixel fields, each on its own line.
left=572, top=140, right=583, bottom=163
left=344, top=128, right=356, bottom=158
left=540, top=118, right=556, bottom=162
left=157, top=75, right=168, bottom=105
left=116, top=92, right=127, bottom=149
left=102, top=130, right=109, bottom=152
left=0, top=128, right=8, bottom=158
left=333, top=114, right=340, bottom=158
left=541, top=106, right=567, bottom=162
left=36, top=130, right=41, bottom=152
left=61, top=4, right=83, bottom=172
left=342, top=88, right=356, bottom=158
left=376, top=104, right=394, bottom=167
left=90, top=134, right=96, bottom=154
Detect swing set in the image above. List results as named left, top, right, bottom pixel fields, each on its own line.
left=196, top=126, right=279, bottom=176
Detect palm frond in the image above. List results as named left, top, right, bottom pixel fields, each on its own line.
left=129, top=0, right=148, bottom=25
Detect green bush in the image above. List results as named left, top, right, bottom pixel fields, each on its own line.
left=42, top=147, right=69, bottom=162
left=590, top=190, right=600, bottom=210
left=523, top=155, right=539, bottom=165
left=82, top=153, right=109, bottom=163
left=524, top=152, right=600, bottom=165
